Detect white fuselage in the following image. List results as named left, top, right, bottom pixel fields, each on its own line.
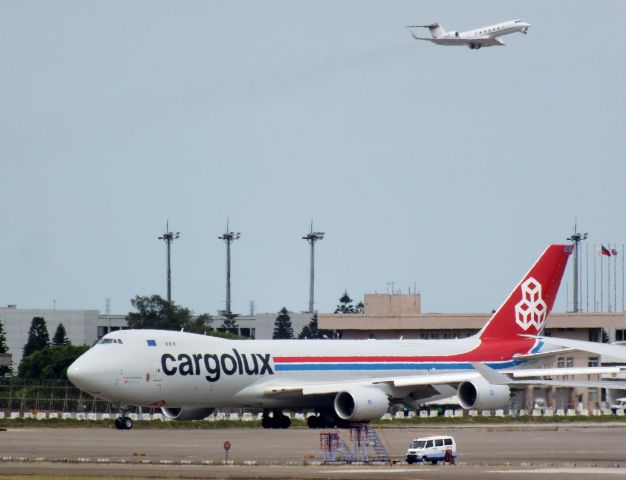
left=68, top=328, right=533, bottom=409
left=448, top=20, right=528, bottom=40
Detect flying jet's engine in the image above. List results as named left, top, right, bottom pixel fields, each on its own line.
left=457, top=377, right=510, bottom=410
left=468, top=43, right=481, bottom=50
left=161, top=407, right=214, bottom=421
left=334, top=387, right=389, bottom=421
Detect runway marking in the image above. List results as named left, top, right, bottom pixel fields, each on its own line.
left=324, top=468, right=433, bottom=473
left=490, top=468, right=626, bottom=475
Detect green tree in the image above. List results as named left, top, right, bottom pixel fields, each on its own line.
left=127, top=295, right=214, bottom=334
left=52, top=323, right=70, bottom=346
left=272, top=307, right=294, bottom=339
left=334, top=291, right=364, bottom=314
left=18, top=344, right=90, bottom=380
left=22, top=317, right=50, bottom=359
left=220, top=315, right=239, bottom=335
left=298, top=312, right=333, bottom=339
left=0, top=318, right=11, bottom=377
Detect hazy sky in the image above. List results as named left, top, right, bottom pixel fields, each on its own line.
left=1, top=1, right=625, bottom=317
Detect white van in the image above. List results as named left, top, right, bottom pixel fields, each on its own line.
left=611, top=398, right=626, bottom=413
left=405, top=435, right=457, bottom=464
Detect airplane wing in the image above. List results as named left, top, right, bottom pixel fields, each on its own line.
left=409, top=33, right=505, bottom=48
left=473, top=362, right=626, bottom=390
left=525, top=335, right=626, bottom=361
left=261, top=363, right=626, bottom=398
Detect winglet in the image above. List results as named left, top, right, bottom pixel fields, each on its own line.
left=472, top=362, right=512, bottom=385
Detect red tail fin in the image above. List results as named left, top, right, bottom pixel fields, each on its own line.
left=478, top=244, right=572, bottom=341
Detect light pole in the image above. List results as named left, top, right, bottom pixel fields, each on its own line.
left=219, top=220, right=240, bottom=318
left=158, top=221, right=180, bottom=304
left=567, top=224, right=588, bottom=313
left=302, top=221, right=325, bottom=313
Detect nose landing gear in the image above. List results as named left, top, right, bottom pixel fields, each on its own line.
left=114, top=415, right=133, bottom=430
left=114, top=405, right=133, bottom=430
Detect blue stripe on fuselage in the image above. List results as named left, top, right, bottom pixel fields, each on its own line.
left=274, top=361, right=521, bottom=372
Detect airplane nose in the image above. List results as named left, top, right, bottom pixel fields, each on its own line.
left=67, top=356, right=87, bottom=389
left=67, top=351, right=105, bottom=394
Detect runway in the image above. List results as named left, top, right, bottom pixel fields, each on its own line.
left=2, top=424, right=626, bottom=479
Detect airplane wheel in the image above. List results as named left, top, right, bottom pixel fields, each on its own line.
left=123, top=416, right=133, bottom=430
left=261, top=415, right=272, bottom=429
left=279, top=414, right=291, bottom=429
left=307, top=415, right=319, bottom=429
left=114, top=417, right=124, bottom=430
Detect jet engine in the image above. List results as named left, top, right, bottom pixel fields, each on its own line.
left=468, top=43, right=482, bottom=50
left=161, top=407, right=215, bottom=421
left=457, top=377, right=510, bottom=410
left=333, top=387, right=389, bottom=421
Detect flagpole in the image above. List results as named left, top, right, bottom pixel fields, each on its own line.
left=600, top=248, right=604, bottom=312
left=613, top=249, right=617, bottom=312
left=594, top=243, right=597, bottom=312
left=622, top=243, right=624, bottom=313
left=606, top=248, right=611, bottom=313
left=586, top=241, right=589, bottom=312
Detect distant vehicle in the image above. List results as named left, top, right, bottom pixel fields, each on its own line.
left=407, top=19, right=530, bottom=49
left=611, top=398, right=626, bottom=413
left=406, top=435, right=457, bottom=464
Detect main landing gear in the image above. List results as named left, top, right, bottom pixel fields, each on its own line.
left=114, top=406, right=133, bottom=430
left=261, top=409, right=291, bottom=429
left=306, top=411, right=351, bottom=429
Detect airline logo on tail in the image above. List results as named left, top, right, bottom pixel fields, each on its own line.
left=515, top=277, right=547, bottom=331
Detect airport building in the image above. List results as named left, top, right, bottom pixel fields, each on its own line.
left=0, top=305, right=315, bottom=370
left=319, top=294, right=626, bottom=411
left=2, top=296, right=625, bottom=412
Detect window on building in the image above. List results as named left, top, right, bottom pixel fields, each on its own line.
left=557, top=357, right=565, bottom=368
left=616, top=329, right=626, bottom=342
left=589, top=328, right=601, bottom=342
left=97, top=326, right=109, bottom=338
left=588, top=388, right=599, bottom=402
left=566, top=357, right=574, bottom=368
left=588, top=357, right=599, bottom=367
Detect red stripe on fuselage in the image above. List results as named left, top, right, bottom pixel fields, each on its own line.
left=273, top=339, right=535, bottom=363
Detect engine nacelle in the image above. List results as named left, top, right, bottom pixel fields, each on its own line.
left=161, top=407, right=214, bottom=421
left=457, top=377, right=510, bottom=410
left=334, top=387, right=389, bottom=421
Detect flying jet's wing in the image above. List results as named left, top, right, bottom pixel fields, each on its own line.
left=410, top=36, right=505, bottom=47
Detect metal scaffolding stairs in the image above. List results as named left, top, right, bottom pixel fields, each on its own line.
left=320, top=431, right=354, bottom=463
left=320, top=424, right=390, bottom=464
left=350, top=423, right=391, bottom=463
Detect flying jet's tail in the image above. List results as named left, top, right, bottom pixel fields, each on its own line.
left=477, top=244, right=572, bottom=341
left=406, top=23, right=446, bottom=39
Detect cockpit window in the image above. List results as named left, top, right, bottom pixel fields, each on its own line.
left=98, top=338, right=123, bottom=344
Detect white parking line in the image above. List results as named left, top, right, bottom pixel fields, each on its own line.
left=490, top=468, right=626, bottom=475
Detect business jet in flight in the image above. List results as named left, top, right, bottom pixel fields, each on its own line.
left=407, top=19, right=530, bottom=49
left=67, top=244, right=625, bottom=430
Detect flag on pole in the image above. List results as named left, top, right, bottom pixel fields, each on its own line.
left=601, top=245, right=612, bottom=257
left=612, top=248, right=619, bottom=256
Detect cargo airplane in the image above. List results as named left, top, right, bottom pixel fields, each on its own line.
left=68, top=244, right=626, bottom=430
left=407, top=19, right=530, bottom=49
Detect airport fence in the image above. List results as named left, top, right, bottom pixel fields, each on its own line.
left=0, top=379, right=121, bottom=414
